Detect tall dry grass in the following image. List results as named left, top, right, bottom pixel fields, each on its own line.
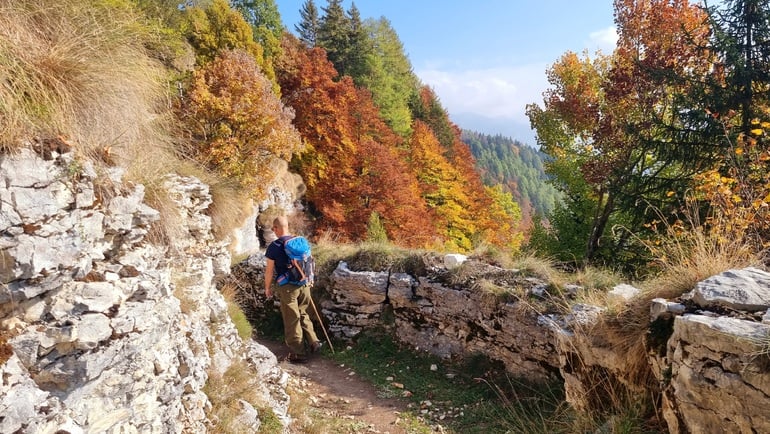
left=565, top=202, right=763, bottom=423
left=0, top=0, right=170, bottom=160
left=642, top=202, right=759, bottom=299
left=0, top=0, right=256, bottom=247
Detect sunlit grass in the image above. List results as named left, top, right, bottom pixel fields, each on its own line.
left=0, top=0, right=255, bottom=249
left=203, top=358, right=283, bottom=433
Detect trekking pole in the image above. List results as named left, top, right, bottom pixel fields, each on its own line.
left=309, top=296, right=335, bottom=354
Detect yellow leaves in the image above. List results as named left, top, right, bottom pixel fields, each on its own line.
left=183, top=50, right=302, bottom=199
left=750, top=128, right=764, bottom=136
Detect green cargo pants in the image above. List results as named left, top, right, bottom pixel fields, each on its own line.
left=276, top=283, right=319, bottom=356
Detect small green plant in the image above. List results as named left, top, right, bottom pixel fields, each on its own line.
left=218, top=281, right=254, bottom=340
left=227, top=301, right=253, bottom=340
left=366, top=211, right=389, bottom=243
left=255, top=406, right=283, bottom=433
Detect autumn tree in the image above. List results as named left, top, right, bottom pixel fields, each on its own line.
left=182, top=0, right=264, bottom=65
left=527, top=0, right=713, bottom=267
left=276, top=35, right=435, bottom=246
left=407, top=119, right=519, bottom=251
left=408, top=121, right=476, bottom=250
left=484, top=185, right=524, bottom=251
left=448, top=126, right=520, bottom=249
left=180, top=49, right=302, bottom=198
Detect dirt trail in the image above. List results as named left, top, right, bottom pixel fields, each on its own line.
left=257, top=338, right=413, bottom=434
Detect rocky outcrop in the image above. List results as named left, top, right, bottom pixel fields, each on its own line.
left=236, top=253, right=770, bottom=433
left=229, top=158, right=305, bottom=258
left=0, top=147, right=289, bottom=433
left=652, top=267, right=770, bottom=433
left=327, top=261, right=561, bottom=380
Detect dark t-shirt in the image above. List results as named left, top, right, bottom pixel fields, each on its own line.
left=265, top=235, right=292, bottom=279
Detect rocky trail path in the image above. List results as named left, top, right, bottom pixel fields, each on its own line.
left=257, top=338, right=416, bottom=434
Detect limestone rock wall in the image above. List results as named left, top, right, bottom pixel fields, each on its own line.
left=0, top=147, right=289, bottom=433
left=651, top=268, right=770, bottom=433
left=258, top=257, right=770, bottom=433
left=324, top=261, right=561, bottom=380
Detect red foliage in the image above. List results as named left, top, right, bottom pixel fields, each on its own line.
left=276, top=35, right=435, bottom=246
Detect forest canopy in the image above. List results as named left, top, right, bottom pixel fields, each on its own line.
left=5, top=0, right=768, bottom=274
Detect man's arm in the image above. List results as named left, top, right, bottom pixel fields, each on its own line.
left=265, top=258, right=275, bottom=299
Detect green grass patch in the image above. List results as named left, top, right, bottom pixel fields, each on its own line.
left=325, top=329, right=663, bottom=433
left=227, top=300, right=253, bottom=340
left=328, top=330, right=574, bottom=433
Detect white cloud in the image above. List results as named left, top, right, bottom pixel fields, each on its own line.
left=412, top=26, right=618, bottom=141
left=588, top=26, right=618, bottom=53
left=416, top=64, right=548, bottom=124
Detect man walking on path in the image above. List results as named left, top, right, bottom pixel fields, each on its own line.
left=264, top=216, right=321, bottom=363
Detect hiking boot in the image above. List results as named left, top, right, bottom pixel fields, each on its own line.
left=286, top=353, right=308, bottom=364
left=309, top=341, right=323, bottom=354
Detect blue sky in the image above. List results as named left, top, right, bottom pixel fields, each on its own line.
left=275, top=1, right=618, bottom=146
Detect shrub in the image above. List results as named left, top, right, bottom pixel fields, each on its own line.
left=180, top=49, right=303, bottom=199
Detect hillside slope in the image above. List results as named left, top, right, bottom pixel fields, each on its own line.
left=462, top=130, right=561, bottom=220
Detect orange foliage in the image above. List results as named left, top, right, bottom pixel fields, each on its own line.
left=181, top=49, right=302, bottom=198
left=693, top=116, right=770, bottom=248
left=276, top=35, right=435, bottom=247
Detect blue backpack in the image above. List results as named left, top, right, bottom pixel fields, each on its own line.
left=276, top=236, right=315, bottom=286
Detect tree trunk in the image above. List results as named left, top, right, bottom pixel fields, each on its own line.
left=585, top=191, right=614, bottom=263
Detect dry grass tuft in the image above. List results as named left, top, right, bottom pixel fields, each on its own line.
left=207, top=179, right=253, bottom=243
left=510, top=253, right=561, bottom=281
left=0, top=0, right=171, bottom=159
left=204, top=358, right=283, bottom=433
left=642, top=224, right=757, bottom=300
left=635, top=198, right=760, bottom=308
left=0, top=0, right=258, bottom=247
left=469, top=242, right=519, bottom=269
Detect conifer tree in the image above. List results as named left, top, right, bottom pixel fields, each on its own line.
left=295, top=0, right=320, bottom=47
left=704, top=0, right=770, bottom=133
left=318, top=0, right=350, bottom=76
left=345, top=3, right=372, bottom=80
left=359, top=17, right=417, bottom=137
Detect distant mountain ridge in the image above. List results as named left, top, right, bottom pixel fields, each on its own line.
left=462, top=130, right=561, bottom=220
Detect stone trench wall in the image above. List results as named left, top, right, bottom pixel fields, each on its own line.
left=303, top=259, right=770, bottom=433
left=0, top=146, right=289, bottom=433
left=324, top=261, right=562, bottom=381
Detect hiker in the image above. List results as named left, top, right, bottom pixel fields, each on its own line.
left=264, top=216, right=321, bottom=363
